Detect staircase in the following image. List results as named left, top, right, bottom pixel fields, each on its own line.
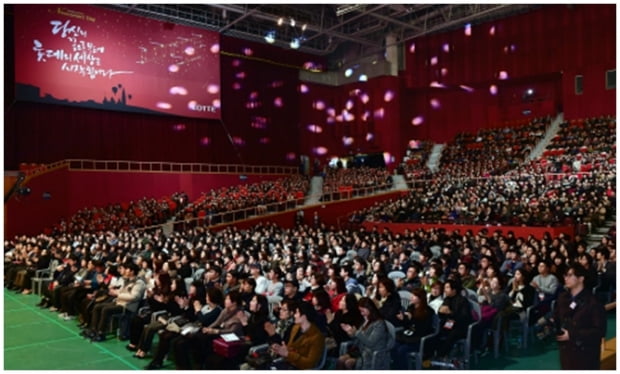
left=391, top=174, right=408, bottom=191
left=304, top=176, right=323, bottom=205
left=586, top=215, right=615, bottom=249
left=527, top=113, right=563, bottom=162
left=426, top=143, right=446, bottom=173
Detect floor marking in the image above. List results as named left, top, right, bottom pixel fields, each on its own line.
left=4, top=293, right=140, bottom=370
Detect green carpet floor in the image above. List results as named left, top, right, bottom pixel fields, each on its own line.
left=3, top=291, right=616, bottom=370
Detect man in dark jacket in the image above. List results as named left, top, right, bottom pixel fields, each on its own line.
left=554, top=263, right=606, bottom=370
left=435, top=279, right=472, bottom=358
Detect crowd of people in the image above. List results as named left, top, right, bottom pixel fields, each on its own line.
left=4, top=213, right=616, bottom=369
left=177, top=175, right=310, bottom=225
left=350, top=171, right=614, bottom=228
left=4, top=115, right=616, bottom=370
left=398, top=140, right=434, bottom=182
left=321, top=167, right=393, bottom=201
left=431, top=117, right=550, bottom=180
left=353, top=116, right=615, bottom=229
left=48, top=192, right=189, bottom=235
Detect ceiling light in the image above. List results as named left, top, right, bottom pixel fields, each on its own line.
left=336, top=4, right=366, bottom=16
left=290, top=38, right=300, bottom=49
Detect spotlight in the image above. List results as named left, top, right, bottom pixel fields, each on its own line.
left=264, top=31, right=276, bottom=44
left=18, top=187, right=31, bottom=196
left=290, top=38, right=300, bottom=49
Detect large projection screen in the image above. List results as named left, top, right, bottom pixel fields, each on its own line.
left=14, top=5, right=221, bottom=119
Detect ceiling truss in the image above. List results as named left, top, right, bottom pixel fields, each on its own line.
left=101, top=4, right=540, bottom=61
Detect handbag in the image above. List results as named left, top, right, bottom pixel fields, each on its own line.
left=165, top=318, right=191, bottom=333
left=212, top=337, right=246, bottom=358
left=396, top=328, right=420, bottom=345
left=245, top=350, right=273, bottom=369
left=480, top=304, right=498, bottom=322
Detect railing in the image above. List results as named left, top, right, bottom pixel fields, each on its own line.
left=19, top=160, right=70, bottom=185
left=16, top=159, right=299, bottom=180
left=66, top=159, right=298, bottom=175
left=92, top=181, right=398, bottom=234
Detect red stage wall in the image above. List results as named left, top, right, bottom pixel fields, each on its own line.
left=5, top=168, right=285, bottom=237
left=402, top=4, right=615, bottom=142
left=298, top=5, right=614, bottom=158
left=361, top=222, right=575, bottom=241
left=400, top=73, right=561, bottom=142
left=298, top=76, right=404, bottom=168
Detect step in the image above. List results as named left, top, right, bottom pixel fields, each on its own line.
left=595, top=227, right=612, bottom=234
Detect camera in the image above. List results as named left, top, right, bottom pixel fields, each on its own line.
left=553, top=318, right=566, bottom=336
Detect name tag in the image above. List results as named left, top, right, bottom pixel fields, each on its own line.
left=569, top=301, right=577, bottom=309
left=444, top=320, right=455, bottom=329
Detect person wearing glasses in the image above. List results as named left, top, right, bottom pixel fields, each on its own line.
left=554, top=263, right=606, bottom=369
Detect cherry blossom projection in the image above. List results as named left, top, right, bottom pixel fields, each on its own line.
left=411, top=116, right=424, bottom=126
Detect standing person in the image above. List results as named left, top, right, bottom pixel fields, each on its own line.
left=554, top=263, right=607, bottom=370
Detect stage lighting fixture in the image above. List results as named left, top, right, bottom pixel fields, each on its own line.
left=264, top=31, right=276, bottom=44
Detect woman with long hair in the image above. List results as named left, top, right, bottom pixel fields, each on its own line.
left=376, top=276, right=402, bottom=326
left=502, top=268, right=535, bottom=326
left=391, top=288, right=435, bottom=370
left=326, top=293, right=364, bottom=346
left=337, top=297, right=393, bottom=370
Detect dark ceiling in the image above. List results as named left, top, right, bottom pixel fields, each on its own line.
left=102, top=4, right=541, bottom=68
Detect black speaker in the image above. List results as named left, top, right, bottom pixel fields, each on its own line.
left=575, top=75, right=583, bottom=95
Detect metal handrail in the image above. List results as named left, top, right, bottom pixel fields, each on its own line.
left=65, top=159, right=298, bottom=175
